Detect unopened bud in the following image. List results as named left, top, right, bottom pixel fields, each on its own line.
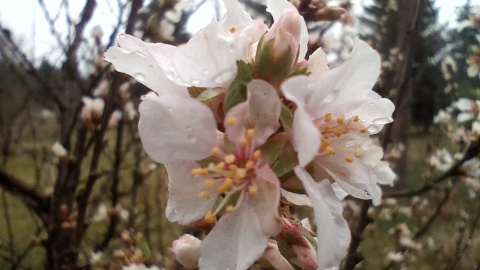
left=171, top=234, right=201, bottom=269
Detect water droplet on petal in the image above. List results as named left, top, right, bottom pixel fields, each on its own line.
left=369, top=102, right=375, bottom=106
left=119, top=34, right=126, bottom=39
left=345, top=139, right=356, bottom=148
left=203, top=70, right=210, bottom=75
left=191, top=79, right=200, bottom=86
left=373, top=117, right=393, bottom=125
left=134, top=73, right=145, bottom=82
left=367, top=125, right=380, bottom=134
left=324, top=90, right=339, bottom=103
left=165, top=71, right=175, bottom=80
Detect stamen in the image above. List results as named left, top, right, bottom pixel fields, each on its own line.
left=226, top=205, right=234, bottom=213
left=245, top=160, right=255, bottom=169
left=246, top=129, right=255, bottom=139
left=353, top=115, right=360, bottom=122
left=198, top=191, right=210, bottom=199
left=204, top=211, right=215, bottom=223
left=192, top=168, right=208, bottom=176
left=326, top=146, right=335, bottom=154
left=360, top=127, right=367, bottom=133
left=211, top=147, right=220, bottom=156
left=324, top=125, right=330, bottom=132
left=224, top=178, right=234, bottom=191
left=216, top=162, right=225, bottom=170
left=334, top=130, right=342, bottom=137
left=229, top=164, right=238, bottom=171
left=248, top=185, right=258, bottom=196
left=229, top=26, right=237, bottom=33
left=227, top=116, right=237, bottom=126
left=345, top=156, right=354, bottom=163
left=241, top=139, right=249, bottom=147
left=253, top=150, right=261, bottom=160
left=337, top=117, right=344, bottom=124
left=224, top=154, right=236, bottom=164
left=325, top=113, right=332, bottom=122
left=236, top=168, right=247, bottom=179
left=205, top=179, right=215, bottom=188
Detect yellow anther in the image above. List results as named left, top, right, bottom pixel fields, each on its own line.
left=216, top=162, right=225, bottom=170
left=248, top=185, right=258, bottom=196
left=324, top=125, right=330, bottom=132
left=236, top=168, right=247, bottom=179
left=229, top=164, right=238, bottom=171
left=241, top=139, right=249, bottom=147
left=253, top=150, right=261, bottom=160
left=224, top=178, right=234, bottom=190
left=211, top=147, right=220, bottom=156
left=204, top=211, right=215, bottom=223
left=353, top=115, right=360, bottom=122
left=246, top=129, right=255, bottom=139
left=337, top=117, right=344, bottom=124
left=217, top=185, right=227, bottom=194
left=326, top=146, right=335, bottom=154
left=226, top=205, right=234, bottom=213
left=205, top=179, right=215, bottom=188
left=316, top=123, right=323, bottom=130
left=198, top=191, right=210, bottom=199
left=245, top=160, right=255, bottom=169
left=234, top=178, right=243, bottom=185
left=360, top=127, right=368, bottom=133
left=345, top=156, right=354, bottom=163
left=224, top=154, right=236, bottom=164
left=325, top=113, right=332, bottom=122
left=334, top=130, right=342, bottom=137
left=192, top=168, right=207, bottom=175
left=227, top=116, right=237, bottom=126
left=229, top=26, right=237, bottom=33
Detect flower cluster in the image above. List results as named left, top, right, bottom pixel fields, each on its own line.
left=105, top=0, right=394, bottom=269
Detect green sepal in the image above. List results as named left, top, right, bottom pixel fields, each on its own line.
left=254, top=38, right=297, bottom=84
left=289, top=65, right=309, bottom=77
left=259, top=132, right=288, bottom=166
left=223, top=61, right=253, bottom=113
left=280, top=104, right=294, bottom=132
left=272, top=142, right=298, bottom=177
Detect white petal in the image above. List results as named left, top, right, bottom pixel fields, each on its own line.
left=199, top=201, right=268, bottom=270
left=165, top=161, right=218, bottom=224
left=374, top=161, right=396, bottom=186
left=308, top=47, right=329, bottom=76
left=173, top=23, right=241, bottom=88
left=138, top=94, right=218, bottom=163
left=225, top=80, right=281, bottom=147
left=292, top=106, right=321, bottom=166
left=457, top=112, right=473, bottom=123
left=104, top=34, right=187, bottom=96
left=294, top=167, right=351, bottom=270
left=281, top=189, right=312, bottom=206
left=220, top=0, right=252, bottom=32
left=350, top=92, right=394, bottom=134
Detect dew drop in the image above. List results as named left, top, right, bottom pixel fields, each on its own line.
left=367, top=125, right=380, bottom=134
left=373, top=117, right=393, bottom=125
left=165, top=70, right=175, bottom=80
left=324, top=90, right=339, bottom=103
left=191, top=79, right=200, bottom=86
left=134, top=73, right=145, bottom=82
left=203, top=70, right=210, bottom=75
left=345, top=139, right=356, bottom=148
left=119, top=34, right=126, bottom=39
left=369, top=102, right=375, bottom=106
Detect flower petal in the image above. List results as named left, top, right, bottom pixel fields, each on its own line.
left=165, top=161, right=218, bottom=225
left=294, top=167, right=351, bottom=270
left=350, top=91, right=394, bottom=134
left=292, top=106, right=321, bottom=166
left=281, top=189, right=312, bottom=206
left=225, top=80, right=281, bottom=147
left=252, top=165, right=282, bottom=235
left=173, top=23, right=241, bottom=88
left=308, top=47, right=329, bottom=76
left=104, top=34, right=187, bottom=96
left=220, top=0, right=253, bottom=32
left=138, top=94, right=218, bottom=163
left=199, top=201, right=269, bottom=270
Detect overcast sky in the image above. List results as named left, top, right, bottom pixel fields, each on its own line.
left=0, top=0, right=479, bottom=65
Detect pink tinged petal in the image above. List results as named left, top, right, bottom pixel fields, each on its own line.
left=173, top=23, right=241, bottom=88
left=199, top=201, right=269, bottom=270
left=292, top=106, right=321, bottom=167
left=165, top=161, right=218, bottom=225
left=281, top=75, right=315, bottom=106
left=263, top=243, right=294, bottom=270
left=281, top=189, right=312, bottom=206
left=252, top=165, right=283, bottom=235
left=308, top=47, right=329, bottom=76
left=266, top=0, right=308, bottom=60
left=225, top=80, right=281, bottom=147
left=138, top=94, right=218, bottom=163
left=294, top=167, right=351, bottom=270
left=104, top=34, right=187, bottom=96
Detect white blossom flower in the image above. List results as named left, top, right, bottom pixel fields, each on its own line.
left=51, top=142, right=68, bottom=158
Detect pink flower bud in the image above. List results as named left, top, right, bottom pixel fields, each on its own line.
left=171, top=234, right=201, bottom=269
left=263, top=8, right=303, bottom=60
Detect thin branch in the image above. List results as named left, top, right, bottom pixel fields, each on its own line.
left=413, top=187, right=451, bottom=239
